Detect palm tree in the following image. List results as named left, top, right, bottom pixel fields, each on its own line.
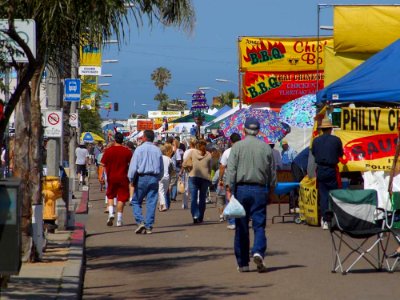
left=151, top=67, right=172, bottom=110
left=0, top=0, right=195, bottom=262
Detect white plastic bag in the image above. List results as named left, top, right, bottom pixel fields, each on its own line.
left=223, top=195, right=246, bottom=218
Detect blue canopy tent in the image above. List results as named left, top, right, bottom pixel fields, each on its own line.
left=317, top=39, right=400, bottom=103
left=102, top=122, right=124, bottom=131
left=212, top=105, right=231, bottom=117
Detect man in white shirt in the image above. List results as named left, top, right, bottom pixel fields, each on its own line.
left=218, top=133, right=241, bottom=229
left=75, top=142, right=89, bottom=185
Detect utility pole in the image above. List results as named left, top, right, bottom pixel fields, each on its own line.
left=45, top=65, right=61, bottom=176
left=69, top=44, right=78, bottom=189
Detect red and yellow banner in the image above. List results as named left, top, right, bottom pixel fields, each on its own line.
left=336, top=130, right=397, bottom=172
left=239, top=37, right=333, bottom=72
left=243, top=71, right=323, bottom=105
left=137, top=120, right=155, bottom=131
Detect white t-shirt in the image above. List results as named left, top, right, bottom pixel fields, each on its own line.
left=75, top=147, right=89, bottom=165
left=162, top=155, right=172, bottom=179
left=220, top=148, right=232, bottom=167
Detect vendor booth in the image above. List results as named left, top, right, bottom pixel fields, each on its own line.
left=300, top=38, right=400, bottom=226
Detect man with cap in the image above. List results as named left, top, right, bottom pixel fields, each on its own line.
left=226, top=117, right=277, bottom=273
left=281, top=139, right=297, bottom=170
left=312, top=117, right=343, bottom=230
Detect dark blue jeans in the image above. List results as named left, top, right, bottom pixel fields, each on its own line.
left=188, top=177, right=210, bottom=221
left=317, top=166, right=338, bottom=221
left=234, top=184, right=268, bottom=268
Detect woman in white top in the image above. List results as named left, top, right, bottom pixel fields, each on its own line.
left=159, top=144, right=173, bottom=212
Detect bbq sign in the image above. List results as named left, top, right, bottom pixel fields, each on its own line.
left=239, top=37, right=333, bottom=72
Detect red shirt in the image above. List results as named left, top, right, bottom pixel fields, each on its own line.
left=101, top=145, right=132, bottom=182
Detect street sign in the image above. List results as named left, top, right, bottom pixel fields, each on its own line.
left=78, top=66, right=101, bottom=76
left=64, top=78, right=81, bottom=102
left=44, top=110, right=63, bottom=138
left=69, top=112, right=78, bottom=128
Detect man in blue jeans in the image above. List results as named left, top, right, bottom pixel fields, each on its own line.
left=226, top=118, right=276, bottom=273
left=128, top=130, right=164, bottom=234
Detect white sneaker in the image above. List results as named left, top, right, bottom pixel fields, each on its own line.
left=107, top=215, right=115, bottom=226
left=117, top=220, right=123, bottom=227
left=253, top=253, right=267, bottom=273
left=321, top=217, right=329, bottom=230
left=322, top=221, right=329, bottom=230
left=227, top=224, right=236, bottom=230
left=219, top=214, right=225, bottom=222
left=237, top=266, right=250, bottom=272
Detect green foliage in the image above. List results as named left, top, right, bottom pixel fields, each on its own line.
left=79, top=109, right=102, bottom=135
left=211, top=91, right=237, bottom=108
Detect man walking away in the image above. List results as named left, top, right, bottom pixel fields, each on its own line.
left=101, top=132, right=133, bottom=227
left=226, top=117, right=277, bottom=273
left=128, top=130, right=164, bottom=234
left=312, top=117, right=343, bottom=230
left=75, top=142, right=89, bottom=185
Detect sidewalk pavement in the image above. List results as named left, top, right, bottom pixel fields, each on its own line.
left=0, top=180, right=88, bottom=299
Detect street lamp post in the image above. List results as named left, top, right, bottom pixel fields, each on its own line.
left=190, top=90, right=209, bottom=140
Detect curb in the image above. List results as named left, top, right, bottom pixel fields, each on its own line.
left=58, top=222, right=85, bottom=299
left=76, top=190, right=89, bottom=214
left=58, top=184, right=88, bottom=298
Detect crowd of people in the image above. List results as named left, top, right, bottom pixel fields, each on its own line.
left=73, top=117, right=341, bottom=272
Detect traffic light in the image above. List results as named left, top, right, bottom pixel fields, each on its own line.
left=114, top=102, right=119, bottom=111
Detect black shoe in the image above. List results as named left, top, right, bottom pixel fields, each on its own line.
left=388, top=251, right=400, bottom=258
left=193, top=218, right=199, bottom=224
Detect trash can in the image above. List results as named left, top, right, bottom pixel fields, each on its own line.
left=42, top=176, right=62, bottom=233
left=0, top=178, right=22, bottom=276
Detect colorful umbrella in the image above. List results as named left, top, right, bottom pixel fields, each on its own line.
left=220, top=108, right=290, bottom=143
left=279, top=94, right=316, bottom=128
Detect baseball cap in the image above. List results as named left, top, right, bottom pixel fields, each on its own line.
left=281, top=139, right=288, bottom=145
left=244, top=117, right=260, bottom=130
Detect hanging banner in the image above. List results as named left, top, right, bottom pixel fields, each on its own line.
left=341, top=108, right=400, bottom=133
left=243, top=71, right=323, bottom=105
left=137, top=120, right=155, bottom=131
left=334, top=6, right=400, bottom=53
left=336, top=130, right=398, bottom=172
left=80, top=75, right=97, bottom=110
left=324, top=46, right=372, bottom=87
left=80, top=42, right=102, bottom=66
left=239, top=36, right=333, bottom=72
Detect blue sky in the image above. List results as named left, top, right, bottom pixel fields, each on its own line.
left=99, top=0, right=391, bottom=120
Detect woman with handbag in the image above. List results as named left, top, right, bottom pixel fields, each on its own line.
left=181, top=138, right=196, bottom=209
left=183, top=139, right=212, bottom=224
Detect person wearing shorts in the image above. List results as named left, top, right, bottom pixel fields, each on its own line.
left=101, top=132, right=133, bottom=227
left=75, top=142, right=89, bottom=185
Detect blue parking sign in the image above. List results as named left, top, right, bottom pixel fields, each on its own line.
left=64, top=78, right=81, bottom=102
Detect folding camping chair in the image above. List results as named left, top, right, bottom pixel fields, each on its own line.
left=327, top=189, right=390, bottom=274
left=384, top=192, right=400, bottom=272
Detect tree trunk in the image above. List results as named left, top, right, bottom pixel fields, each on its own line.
left=13, top=70, right=33, bottom=262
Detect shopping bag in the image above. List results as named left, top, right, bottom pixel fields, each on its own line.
left=223, top=195, right=246, bottom=218
left=178, top=178, right=185, bottom=194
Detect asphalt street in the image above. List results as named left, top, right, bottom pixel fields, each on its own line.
left=83, top=179, right=400, bottom=300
